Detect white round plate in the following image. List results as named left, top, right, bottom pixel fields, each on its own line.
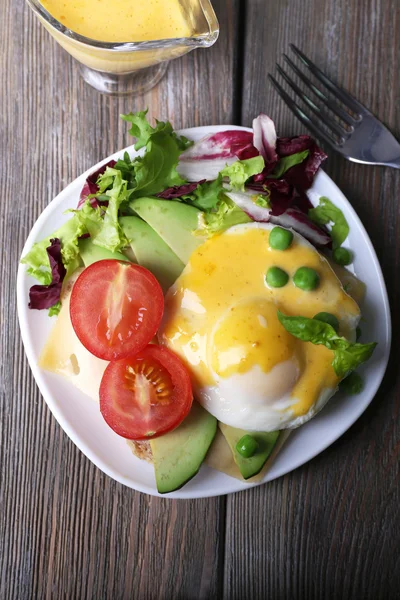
left=17, top=126, right=391, bottom=498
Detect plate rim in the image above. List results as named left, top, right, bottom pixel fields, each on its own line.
left=17, top=124, right=392, bottom=498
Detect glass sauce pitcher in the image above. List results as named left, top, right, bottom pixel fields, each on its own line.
left=25, top=0, right=219, bottom=95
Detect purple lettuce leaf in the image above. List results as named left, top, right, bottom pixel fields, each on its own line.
left=156, top=180, right=206, bottom=199
left=28, top=238, right=66, bottom=310
left=276, top=136, right=327, bottom=190
left=77, top=160, right=117, bottom=209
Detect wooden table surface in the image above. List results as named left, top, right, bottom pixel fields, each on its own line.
left=1, top=0, right=399, bottom=598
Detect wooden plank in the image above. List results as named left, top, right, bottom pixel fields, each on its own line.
left=0, top=0, right=239, bottom=597
left=225, top=1, right=400, bottom=598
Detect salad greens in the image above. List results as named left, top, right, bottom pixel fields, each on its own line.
left=197, top=196, right=251, bottom=237
left=91, top=169, right=129, bottom=252
left=183, top=176, right=223, bottom=210
left=277, top=311, right=376, bottom=378
left=121, top=109, right=192, bottom=152
left=340, top=371, right=364, bottom=394
left=220, top=156, right=265, bottom=191
left=268, top=150, right=310, bottom=180
left=20, top=109, right=367, bottom=336
left=21, top=202, right=102, bottom=286
left=309, top=196, right=349, bottom=249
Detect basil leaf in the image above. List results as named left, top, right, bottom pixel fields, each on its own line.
left=277, top=311, right=377, bottom=378
left=268, top=150, right=310, bottom=179
left=308, top=196, right=349, bottom=248
left=277, top=312, right=338, bottom=347
left=332, top=342, right=377, bottom=378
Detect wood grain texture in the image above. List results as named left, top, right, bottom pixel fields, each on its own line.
left=2, top=1, right=400, bottom=599
left=0, top=0, right=239, bottom=598
left=224, top=1, right=400, bottom=599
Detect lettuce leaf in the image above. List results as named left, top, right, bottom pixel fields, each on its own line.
left=119, top=111, right=194, bottom=199
left=121, top=109, right=192, bottom=152
left=221, top=156, right=265, bottom=191
left=308, top=196, right=349, bottom=249
left=183, top=175, right=224, bottom=210
left=277, top=311, right=376, bottom=378
left=90, top=169, right=130, bottom=252
left=121, top=110, right=170, bottom=150
left=28, top=239, right=66, bottom=313
left=22, top=202, right=103, bottom=288
left=78, top=160, right=117, bottom=209
left=268, top=150, right=310, bottom=179
left=130, top=131, right=187, bottom=198
left=196, top=195, right=251, bottom=237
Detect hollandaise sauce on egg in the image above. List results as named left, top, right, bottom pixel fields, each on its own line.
left=159, top=223, right=360, bottom=431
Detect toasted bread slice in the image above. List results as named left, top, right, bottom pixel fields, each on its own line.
left=127, top=440, right=153, bottom=463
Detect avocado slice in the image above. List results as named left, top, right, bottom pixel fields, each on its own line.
left=79, top=238, right=130, bottom=267
left=219, top=423, right=280, bottom=480
left=119, top=216, right=184, bottom=292
left=129, top=197, right=205, bottom=263
left=150, top=402, right=217, bottom=494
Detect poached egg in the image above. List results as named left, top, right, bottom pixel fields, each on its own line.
left=159, top=223, right=360, bottom=431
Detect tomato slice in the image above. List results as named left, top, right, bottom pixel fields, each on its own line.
left=99, top=345, right=193, bottom=440
left=70, top=260, right=164, bottom=361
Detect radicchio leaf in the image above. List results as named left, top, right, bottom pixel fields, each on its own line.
left=245, top=129, right=329, bottom=245
left=156, top=180, right=206, bottom=199
left=28, top=238, right=66, bottom=310
left=270, top=207, right=331, bottom=247
left=224, top=189, right=272, bottom=222
left=177, top=130, right=258, bottom=181
left=252, top=114, right=278, bottom=166
left=77, top=160, right=117, bottom=208
left=276, top=136, right=327, bottom=190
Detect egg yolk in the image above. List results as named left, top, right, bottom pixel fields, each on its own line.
left=160, top=225, right=360, bottom=417
left=210, top=298, right=299, bottom=378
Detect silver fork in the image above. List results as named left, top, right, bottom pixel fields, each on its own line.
left=269, top=45, right=400, bottom=169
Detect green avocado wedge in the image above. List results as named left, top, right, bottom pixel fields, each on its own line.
left=150, top=402, right=217, bottom=494
left=219, top=423, right=280, bottom=480
left=79, top=238, right=130, bottom=266
left=119, top=216, right=184, bottom=292
left=129, top=197, right=204, bottom=264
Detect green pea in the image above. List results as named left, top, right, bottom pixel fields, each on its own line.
left=356, top=326, right=362, bottom=341
left=266, top=267, right=289, bottom=288
left=314, top=312, right=339, bottom=332
left=269, top=227, right=294, bottom=250
left=340, top=371, right=363, bottom=395
left=293, top=267, right=320, bottom=291
left=236, top=435, right=259, bottom=458
left=333, top=247, right=352, bottom=266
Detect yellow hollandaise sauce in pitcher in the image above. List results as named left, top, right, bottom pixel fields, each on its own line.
left=40, top=0, right=192, bottom=42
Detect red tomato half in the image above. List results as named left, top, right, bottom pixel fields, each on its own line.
left=70, top=260, right=164, bottom=361
left=99, top=345, right=193, bottom=440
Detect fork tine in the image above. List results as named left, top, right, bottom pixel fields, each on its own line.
left=276, top=63, right=348, bottom=142
left=282, top=54, right=356, bottom=128
left=290, top=44, right=367, bottom=117
left=268, top=74, right=338, bottom=147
